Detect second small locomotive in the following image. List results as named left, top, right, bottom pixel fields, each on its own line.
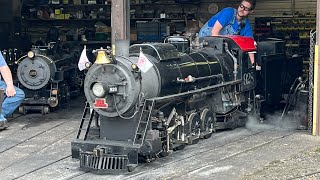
left=16, top=42, right=83, bottom=114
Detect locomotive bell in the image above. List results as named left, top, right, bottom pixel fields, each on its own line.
left=95, top=49, right=111, bottom=64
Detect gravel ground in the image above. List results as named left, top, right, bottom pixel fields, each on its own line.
left=242, top=145, right=320, bottom=180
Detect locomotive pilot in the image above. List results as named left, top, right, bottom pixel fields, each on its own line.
left=199, top=0, right=257, bottom=65
left=0, top=52, right=25, bottom=130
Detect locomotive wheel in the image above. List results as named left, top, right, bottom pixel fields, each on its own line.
left=200, top=109, right=215, bottom=139
left=19, top=106, right=26, bottom=114
left=186, top=113, right=201, bottom=145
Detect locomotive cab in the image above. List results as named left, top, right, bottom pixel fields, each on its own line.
left=199, top=36, right=257, bottom=90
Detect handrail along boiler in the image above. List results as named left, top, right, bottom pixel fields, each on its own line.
left=71, top=36, right=257, bottom=172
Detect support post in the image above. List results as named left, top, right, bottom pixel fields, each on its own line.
left=313, top=0, right=320, bottom=135
left=111, top=0, right=130, bottom=56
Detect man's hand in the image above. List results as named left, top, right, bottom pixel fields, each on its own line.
left=256, top=65, right=261, bottom=71
left=6, top=84, right=16, bottom=97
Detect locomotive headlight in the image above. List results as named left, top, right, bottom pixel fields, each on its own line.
left=27, top=51, right=35, bottom=59
left=92, top=82, right=106, bottom=97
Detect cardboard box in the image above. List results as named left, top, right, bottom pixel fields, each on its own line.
left=130, top=31, right=137, bottom=41
left=96, top=26, right=111, bottom=33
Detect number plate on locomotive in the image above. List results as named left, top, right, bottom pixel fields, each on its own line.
left=93, top=98, right=108, bottom=109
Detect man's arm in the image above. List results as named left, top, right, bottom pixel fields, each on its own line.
left=211, top=21, right=223, bottom=36
left=209, top=8, right=234, bottom=36
left=0, top=65, right=16, bottom=97
left=249, top=53, right=255, bottom=64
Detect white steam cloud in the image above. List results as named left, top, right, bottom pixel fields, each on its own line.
left=245, top=104, right=308, bottom=131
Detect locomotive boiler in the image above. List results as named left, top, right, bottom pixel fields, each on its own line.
left=16, top=42, right=83, bottom=114
left=71, top=36, right=258, bottom=172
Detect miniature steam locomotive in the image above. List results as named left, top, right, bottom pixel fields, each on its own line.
left=71, top=35, right=268, bottom=172
left=15, top=42, right=83, bottom=114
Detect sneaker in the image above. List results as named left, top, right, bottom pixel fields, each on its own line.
left=0, top=120, right=8, bottom=130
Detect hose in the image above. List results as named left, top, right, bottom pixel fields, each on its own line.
left=281, top=77, right=306, bottom=119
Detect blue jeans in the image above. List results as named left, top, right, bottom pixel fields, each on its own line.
left=0, top=81, right=25, bottom=121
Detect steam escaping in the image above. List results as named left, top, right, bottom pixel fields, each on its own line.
left=245, top=108, right=307, bottom=131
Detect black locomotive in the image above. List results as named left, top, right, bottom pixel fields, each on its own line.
left=71, top=35, right=267, bottom=172
left=15, top=42, right=83, bottom=114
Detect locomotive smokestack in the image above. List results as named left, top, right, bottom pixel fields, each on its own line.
left=111, top=0, right=130, bottom=58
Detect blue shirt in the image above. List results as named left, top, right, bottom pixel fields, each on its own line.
left=0, top=52, right=7, bottom=67
left=199, top=7, right=253, bottom=38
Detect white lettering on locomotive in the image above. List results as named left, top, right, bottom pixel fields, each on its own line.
left=243, top=72, right=254, bottom=86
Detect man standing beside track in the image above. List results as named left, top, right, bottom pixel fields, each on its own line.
left=198, top=0, right=256, bottom=64
left=0, top=52, right=25, bottom=130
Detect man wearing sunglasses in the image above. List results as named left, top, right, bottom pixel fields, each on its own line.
left=199, top=0, right=256, bottom=38
left=198, top=0, right=256, bottom=64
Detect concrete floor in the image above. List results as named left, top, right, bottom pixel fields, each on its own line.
left=0, top=96, right=319, bottom=180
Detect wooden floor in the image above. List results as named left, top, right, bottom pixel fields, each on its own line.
left=0, top=96, right=319, bottom=180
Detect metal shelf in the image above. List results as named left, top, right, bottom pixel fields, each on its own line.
left=22, top=18, right=110, bottom=21
left=22, top=4, right=111, bottom=7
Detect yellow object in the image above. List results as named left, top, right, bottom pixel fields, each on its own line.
left=95, top=49, right=111, bottom=64
left=54, top=9, right=61, bottom=15
left=55, top=14, right=65, bottom=19
left=64, top=14, right=70, bottom=19
left=313, top=45, right=319, bottom=135
left=112, top=44, right=115, bottom=56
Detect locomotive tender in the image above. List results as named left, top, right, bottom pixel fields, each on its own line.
left=71, top=36, right=259, bottom=172
left=16, top=42, right=83, bottom=114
